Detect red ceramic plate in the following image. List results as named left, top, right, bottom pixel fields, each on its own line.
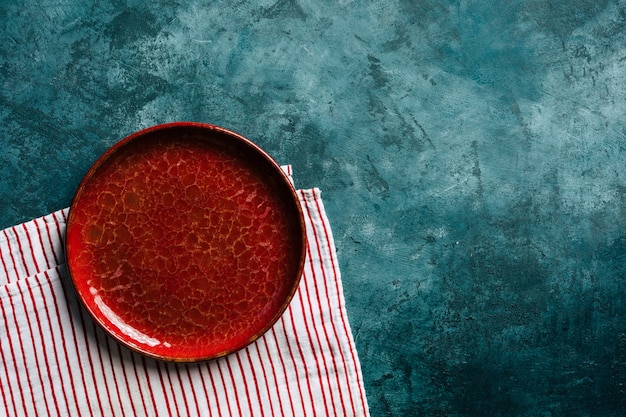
left=65, top=122, right=306, bottom=362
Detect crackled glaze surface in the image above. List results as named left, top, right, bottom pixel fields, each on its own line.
left=66, top=124, right=305, bottom=361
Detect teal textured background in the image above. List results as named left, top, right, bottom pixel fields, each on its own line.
left=2, top=0, right=626, bottom=415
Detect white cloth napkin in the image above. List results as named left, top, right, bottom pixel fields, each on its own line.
left=0, top=167, right=370, bottom=417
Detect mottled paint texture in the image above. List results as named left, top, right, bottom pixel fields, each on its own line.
left=2, top=0, right=626, bottom=415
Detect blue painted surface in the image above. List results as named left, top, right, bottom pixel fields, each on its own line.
left=2, top=0, right=626, bottom=415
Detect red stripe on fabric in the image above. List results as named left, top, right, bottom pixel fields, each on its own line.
left=0, top=240, right=12, bottom=286
left=39, top=272, right=71, bottom=415
left=235, top=351, right=257, bottom=416
left=0, top=338, right=15, bottom=417
left=282, top=310, right=314, bottom=415
left=32, top=219, right=51, bottom=270
left=275, top=318, right=305, bottom=415
left=247, top=345, right=273, bottom=416
left=44, top=215, right=60, bottom=266
left=215, top=361, right=234, bottom=416
left=2, top=230, right=19, bottom=284
left=0, top=360, right=13, bottom=417
left=107, top=339, right=130, bottom=417
left=20, top=224, right=41, bottom=274
left=262, top=331, right=290, bottom=416
left=13, top=226, right=33, bottom=277
left=156, top=360, right=174, bottom=417
left=195, top=364, right=215, bottom=417
left=311, top=192, right=369, bottom=414
left=129, top=353, right=149, bottom=416
left=299, top=266, right=340, bottom=415
left=45, top=270, right=82, bottom=415
left=59, top=269, right=102, bottom=415
left=0, top=293, right=24, bottom=417
left=0, top=237, right=37, bottom=415
left=93, top=329, right=119, bottom=415
left=164, top=362, right=182, bottom=417
left=15, top=279, right=54, bottom=416
left=139, top=355, right=159, bottom=416
left=294, top=278, right=334, bottom=415
left=184, top=365, right=202, bottom=417
left=117, top=344, right=138, bottom=417
left=0, top=282, right=35, bottom=413
left=206, top=363, right=224, bottom=417
left=300, top=190, right=352, bottom=415
left=225, top=359, right=244, bottom=416
left=76, top=304, right=108, bottom=416
left=103, top=335, right=127, bottom=416
left=49, top=212, right=63, bottom=266
left=22, top=281, right=64, bottom=415
left=173, top=363, right=191, bottom=417
left=173, top=364, right=192, bottom=417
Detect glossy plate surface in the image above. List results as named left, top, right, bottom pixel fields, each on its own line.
left=65, top=122, right=306, bottom=362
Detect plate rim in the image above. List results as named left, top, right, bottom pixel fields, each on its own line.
left=65, top=121, right=307, bottom=362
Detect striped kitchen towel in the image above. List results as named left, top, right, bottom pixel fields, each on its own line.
left=0, top=168, right=370, bottom=416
